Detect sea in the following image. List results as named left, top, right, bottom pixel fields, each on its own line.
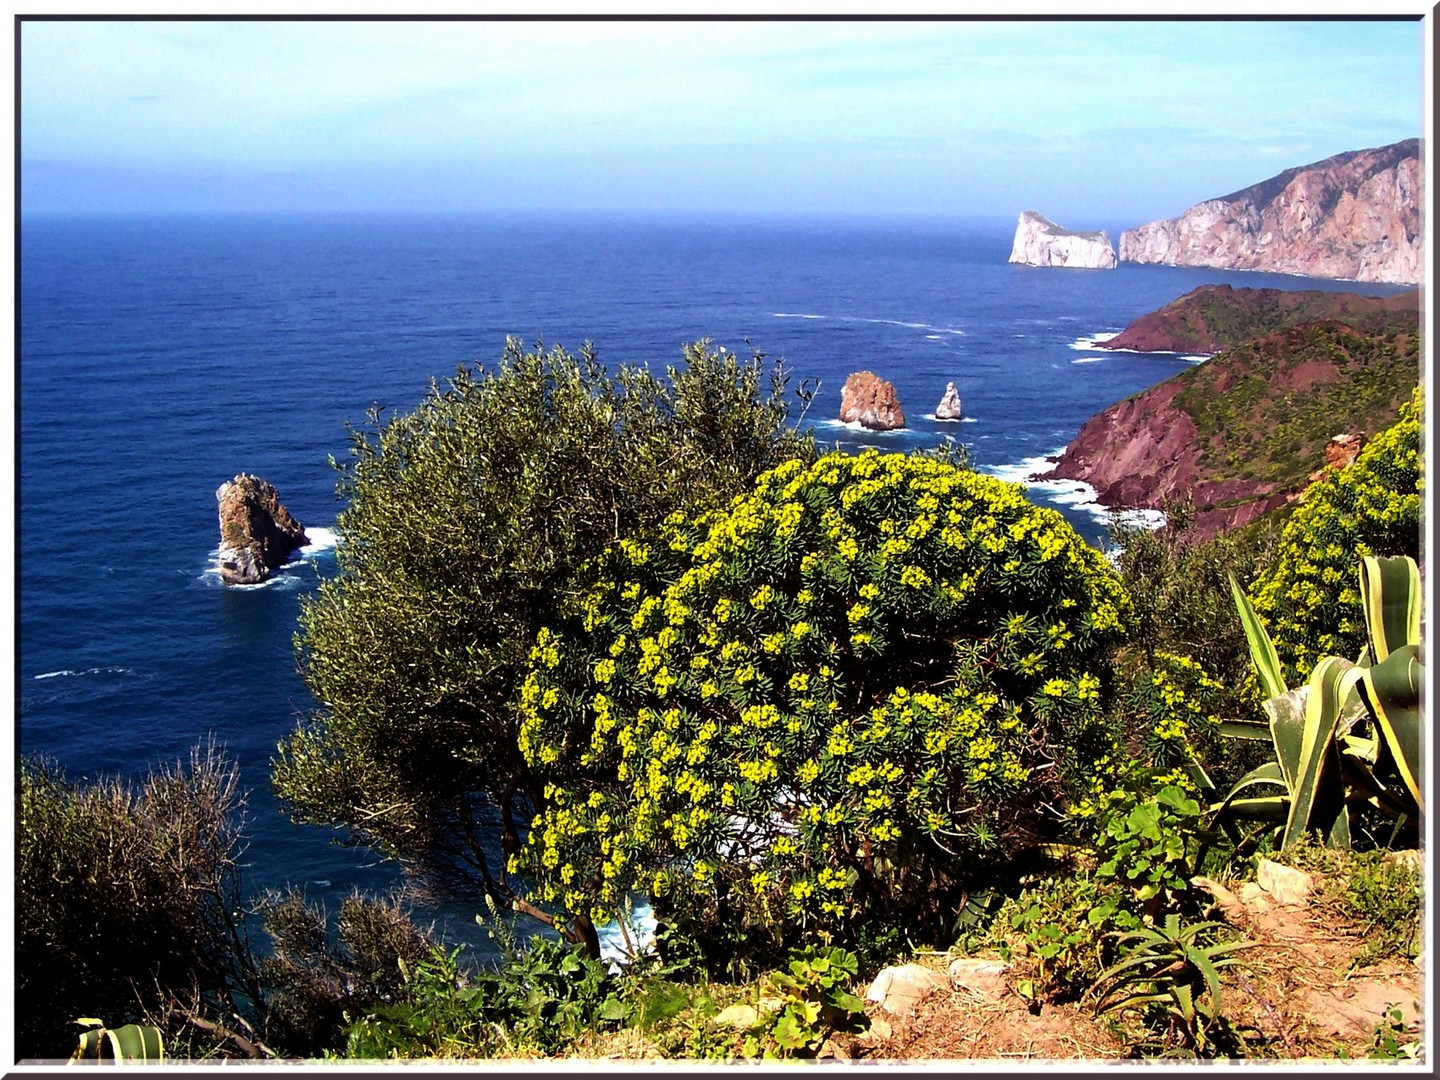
left=17, top=211, right=1410, bottom=955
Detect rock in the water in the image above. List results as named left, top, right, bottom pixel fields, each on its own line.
left=1120, top=139, right=1421, bottom=284
left=216, top=474, right=310, bottom=585
left=935, top=381, right=963, bottom=420
left=1008, top=210, right=1117, bottom=269
left=840, top=371, right=905, bottom=431
left=865, top=963, right=948, bottom=1015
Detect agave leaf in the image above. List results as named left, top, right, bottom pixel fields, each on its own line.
left=1281, top=658, right=1362, bottom=850
left=1230, top=573, right=1288, bottom=699
left=72, top=1027, right=105, bottom=1062
left=1263, top=688, right=1309, bottom=789
left=1359, top=556, right=1421, bottom=664
left=1220, top=796, right=1290, bottom=823
left=108, top=1024, right=164, bottom=1062
left=1217, top=719, right=1272, bottom=741
left=1359, top=645, right=1424, bottom=813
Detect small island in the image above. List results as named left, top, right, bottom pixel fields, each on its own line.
left=1008, top=210, right=1117, bottom=269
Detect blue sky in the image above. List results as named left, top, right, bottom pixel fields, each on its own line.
left=20, top=19, right=1426, bottom=224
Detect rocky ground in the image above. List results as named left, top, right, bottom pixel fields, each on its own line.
left=845, top=854, right=1424, bottom=1063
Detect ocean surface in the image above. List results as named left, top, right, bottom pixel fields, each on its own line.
left=18, top=211, right=1409, bottom=950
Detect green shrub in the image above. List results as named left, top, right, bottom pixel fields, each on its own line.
left=15, top=747, right=263, bottom=1062
left=738, top=946, right=868, bottom=1058
left=985, top=874, right=1137, bottom=1003
left=343, top=929, right=626, bottom=1059
left=1251, top=389, right=1422, bottom=684
left=275, top=338, right=814, bottom=952
left=516, top=450, right=1129, bottom=966
left=257, top=890, right=436, bottom=1058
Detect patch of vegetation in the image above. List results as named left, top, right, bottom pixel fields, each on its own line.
left=1172, top=317, right=1418, bottom=488
left=516, top=450, right=1130, bottom=969
left=1281, top=841, right=1422, bottom=969
left=275, top=339, right=815, bottom=953
left=15, top=747, right=264, bottom=1062
left=1129, top=285, right=1417, bottom=355
left=1250, top=389, right=1423, bottom=682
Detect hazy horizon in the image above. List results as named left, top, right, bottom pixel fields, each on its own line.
left=20, top=19, right=1426, bottom=225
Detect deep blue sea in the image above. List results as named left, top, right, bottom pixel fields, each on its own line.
left=18, top=212, right=1409, bottom=948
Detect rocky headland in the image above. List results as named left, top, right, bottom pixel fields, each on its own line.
left=216, top=474, right=310, bottom=585
left=1097, top=284, right=1420, bottom=354
left=1119, top=140, right=1422, bottom=284
left=840, top=371, right=905, bottom=431
left=1042, top=304, right=1419, bottom=538
left=1008, top=211, right=1117, bottom=269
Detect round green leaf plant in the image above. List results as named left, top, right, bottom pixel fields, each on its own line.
left=515, top=450, right=1130, bottom=955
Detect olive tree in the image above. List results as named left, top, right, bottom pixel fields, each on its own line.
left=273, top=338, right=814, bottom=954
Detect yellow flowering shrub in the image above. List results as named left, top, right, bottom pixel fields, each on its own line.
left=516, top=451, right=1129, bottom=956
left=1252, top=388, right=1423, bottom=683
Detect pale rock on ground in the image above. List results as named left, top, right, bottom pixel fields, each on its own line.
left=866, top=963, right=950, bottom=1015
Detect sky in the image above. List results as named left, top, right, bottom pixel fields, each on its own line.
left=18, top=18, right=1428, bottom=225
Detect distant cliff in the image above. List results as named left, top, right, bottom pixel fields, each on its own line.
left=1120, top=140, right=1422, bottom=285
left=1043, top=309, right=1419, bottom=538
left=1009, top=211, right=1117, bottom=269
left=1098, top=284, right=1419, bottom=354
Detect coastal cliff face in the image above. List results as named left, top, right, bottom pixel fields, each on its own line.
left=1098, top=284, right=1419, bottom=354
left=1044, top=311, right=1419, bottom=538
left=1119, top=140, right=1422, bottom=284
left=1008, top=211, right=1117, bottom=269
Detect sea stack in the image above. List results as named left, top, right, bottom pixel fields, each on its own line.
left=1008, top=211, right=1117, bottom=269
left=216, top=474, right=310, bottom=585
left=935, top=382, right=963, bottom=420
left=1119, top=140, right=1421, bottom=284
left=839, top=371, right=905, bottom=431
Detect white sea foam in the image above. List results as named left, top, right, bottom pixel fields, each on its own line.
left=925, top=334, right=943, bottom=340
left=201, top=524, right=338, bottom=589
left=771, top=312, right=964, bottom=335
left=299, top=527, right=339, bottom=554
left=1071, top=357, right=1103, bottom=364
left=817, top=419, right=908, bottom=436
left=34, top=666, right=133, bottom=680
left=863, top=318, right=964, bottom=335
left=597, top=898, right=658, bottom=967
left=981, top=452, right=1167, bottom=534
left=1068, top=332, right=1120, bottom=351
left=1180, top=355, right=1210, bottom=364
left=923, top=414, right=962, bottom=423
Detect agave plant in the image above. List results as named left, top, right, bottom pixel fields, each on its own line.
left=70, top=1018, right=165, bottom=1063
left=1213, top=555, right=1423, bottom=851
left=1090, top=914, right=1255, bottom=1054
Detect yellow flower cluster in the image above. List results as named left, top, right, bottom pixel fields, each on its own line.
left=514, top=448, right=1128, bottom=935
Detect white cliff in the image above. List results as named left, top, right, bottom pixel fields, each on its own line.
left=1008, top=211, right=1118, bottom=270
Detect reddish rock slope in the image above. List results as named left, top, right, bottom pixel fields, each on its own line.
left=1042, top=313, right=1419, bottom=538
left=1098, top=284, right=1418, bottom=354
